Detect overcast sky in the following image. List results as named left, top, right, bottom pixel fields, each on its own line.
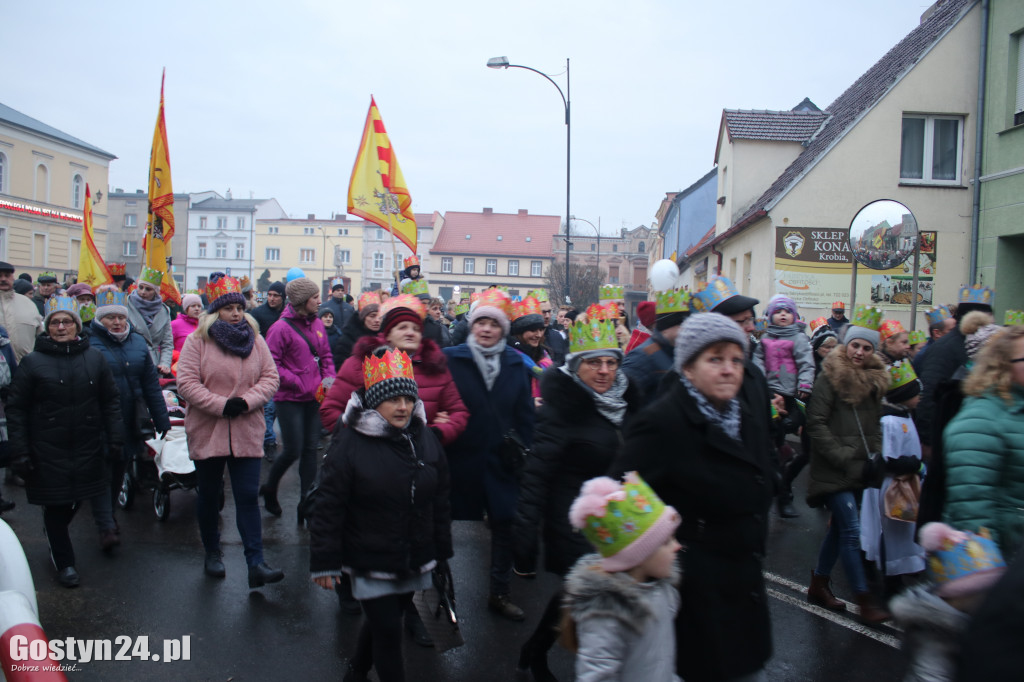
left=5, top=0, right=932, bottom=235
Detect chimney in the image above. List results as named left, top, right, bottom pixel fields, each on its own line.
left=226, top=188, right=233, bottom=200
left=483, top=207, right=493, bottom=215
left=518, top=209, right=528, bottom=216
left=308, top=213, right=315, bottom=220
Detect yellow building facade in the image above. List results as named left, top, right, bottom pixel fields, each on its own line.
left=253, top=215, right=367, bottom=295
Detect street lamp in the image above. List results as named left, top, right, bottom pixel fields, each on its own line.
left=487, top=56, right=571, bottom=302
left=570, top=215, right=600, bottom=278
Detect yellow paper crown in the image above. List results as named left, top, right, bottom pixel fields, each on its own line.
left=655, top=289, right=690, bottom=315
left=362, top=347, right=415, bottom=390
left=851, top=304, right=883, bottom=331
left=380, top=294, right=427, bottom=320
left=526, top=289, right=549, bottom=303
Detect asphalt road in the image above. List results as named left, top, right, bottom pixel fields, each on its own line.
left=2, top=442, right=908, bottom=681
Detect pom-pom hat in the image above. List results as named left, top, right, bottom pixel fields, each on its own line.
left=362, top=347, right=419, bottom=410
left=918, top=523, right=1006, bottom=598
left=568, top=472, right=680, bottom=572
left=765, top=294, right=797, bottom=322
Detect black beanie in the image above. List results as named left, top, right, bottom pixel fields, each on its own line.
left=887, top=377, right=921, bottom=405
left=655, top=311, right=686, bottom=332
left=269, top=281, right=286, bottom=296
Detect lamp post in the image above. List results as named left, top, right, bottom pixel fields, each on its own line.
left=487, top=56, right=570, bottom=302
left=570, top=215, right=600, bottom=277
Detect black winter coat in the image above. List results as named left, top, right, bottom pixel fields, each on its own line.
left=251, top=302, right=283, bottom=338
left=335, top=313, right=376, bottom=367
left=916, top=326, right=966, bottom=446
left=7, top=334, right=123, bottom=506
left=612, top=378, right=774, bottom=682
left=324, top=323, right=345, bottom=370
left=513, top=366, right=641, bottom=576
left=309, top=395, right=452, bottom=577
left=620, top=329, right=674, bottom=407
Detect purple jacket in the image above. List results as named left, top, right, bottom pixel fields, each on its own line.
left=266, top=304, right=335, bottom=402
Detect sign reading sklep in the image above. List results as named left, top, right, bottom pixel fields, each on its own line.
left=8, top=634, right=190, bottom=666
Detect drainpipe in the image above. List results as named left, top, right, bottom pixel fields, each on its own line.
left=969, top=0, right=989, bottom=285
left=709, top=243, right=723, bottom=277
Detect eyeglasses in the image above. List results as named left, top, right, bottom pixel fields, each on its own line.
left=48, top=319, right=75, bottom=328
left=1011, top=357, right=1024, bottom=363
left=583, top=358, right=620, bottom=371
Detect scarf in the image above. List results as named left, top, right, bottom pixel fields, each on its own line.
left=563, top=366, right=629, bottom=426
left=680, top=373, right=742, bottom=441
left=209, top=319, right=256, bottom=358
left=467, top=335, right=506, bottom=391
left=108, top=327, right=131, bottom=343
left=129, top=290, right=164, bottom=325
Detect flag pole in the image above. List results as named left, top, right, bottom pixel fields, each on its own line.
left=387, top=211, right=401, bottom=290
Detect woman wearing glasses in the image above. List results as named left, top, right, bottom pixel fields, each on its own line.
left=512, top=313, right=641, bottom=680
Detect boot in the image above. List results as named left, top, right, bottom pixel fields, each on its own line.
left=204, top=552, right=226, bottom=578
left=518, top=639, right=558, bottom=682
left=776, top=494, right=799, bottom=518
left=248, top=562, right=285, bottom=588
left=855, top=592, right=891, bottom=625
left=488, top=593, right=525, bottom=621
left=0, top=498, right=14, bottom=514
left=259, top=485, right=282, bottom=516
left=807, top=571, right=845, bottom=611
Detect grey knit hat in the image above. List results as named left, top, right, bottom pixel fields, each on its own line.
left=673, top=312, right=749, bottom=373
left=843, top=325, right=880, bottom=350
left=286, top=277, right=320, bottom=308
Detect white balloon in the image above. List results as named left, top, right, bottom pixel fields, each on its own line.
left=650, top=259, right=680, bottom=291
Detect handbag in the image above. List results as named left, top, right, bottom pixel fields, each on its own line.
left=412, top=560, right=464, bottom=653
left=853, top=409, right=884, bottom=489
left=498, top=429, right=529, bottom=475
left=884, top=474, right=921, bottom=523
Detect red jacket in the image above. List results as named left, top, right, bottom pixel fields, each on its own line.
left=319, top=335, right=469, bottom=446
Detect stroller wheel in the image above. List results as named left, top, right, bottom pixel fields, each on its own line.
left=154, top=489, right=171, bottom=522
left=117, top=471, right=135, bottom=510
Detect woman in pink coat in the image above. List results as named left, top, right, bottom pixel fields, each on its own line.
left=176, top=274, right=282, bottom=589
left=171, top=292, right=203, bottom=352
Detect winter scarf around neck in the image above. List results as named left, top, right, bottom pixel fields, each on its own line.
left=106, top=326, right=131, bottom=343
left=467, top=335, right=506, bottom=391
left=680, top=373, right=741, bottom=441
left=129, top=291, right=164, bottom=325
left=563, top=365, right=629, bottom=426
left=209, top=319, right=256, bottom=358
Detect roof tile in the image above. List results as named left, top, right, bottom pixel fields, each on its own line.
left=431, top=210, right=561, bottom=258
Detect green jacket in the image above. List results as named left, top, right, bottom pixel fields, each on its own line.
left=942, top=388, right=1024, bottom=560
left=805, top=346, right=888, bottom=505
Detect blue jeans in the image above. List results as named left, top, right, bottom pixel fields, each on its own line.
left=815, top=490, right=867, bottom=594
left=263, top=399, right=276, bottom=445
left=265, top=400, right=321, bottom=498
left=194, top=456, right=263, bottom=567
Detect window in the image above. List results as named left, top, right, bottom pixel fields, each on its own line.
left=217, top=217, right=228, bottom=229
left=376, top=228, right=384, bottom=240
left=215, top=242, right=227, bottom=258
left=463, top=258, right=475, bottom=274
left=590, top=243, right=595, bottom=251
left=300, top=248, right=316, bottom=264
left=235, top=243, right=245, bottom=259
left=200, top=216, right=208, bottom=229
left=265, top=247, right=281, bottom=262
left=338, top=228, right=348, bottom=236
left=69, top=238, right=80, bottom=268
left=268, top=226, right=279, bottom=234
left=124, top=214, right=137, bottom=228
left=0, top=152, right=6, bottom=193
left=122, top=241, right=138, bottom=257
left=900, top=115, right=963, bottom=184
left=508, top=260, right=519, bottom=276
left=486, top=259, right=497, bottom=275
left=304, top=227, right=315, bottom=235
left=72, top=174, right=83, bottom=209
left=609, top=266, right=619, bottom=283
left=0, top=227, right=6, bottom=259
left=1016, top=35, right=1024, bottom=126
left=335, top=248, right=351, bottom=265
left=612, top=244, right=618, bottom=253
left=441, top=257, right=453, bottom=273
left=568, top=242, right=574, bottom=251
left=34, top=163, right=48, bottom=202
left=531, top=261, right=543, bottom=277
left=237, top=217, right=246, bottom=230
left=639, top=242, right=645, bottom=253
left=373, top=252, right=385, bottom=270
left=32, top=233, right=47, bottom=267
left=198, top=242, right=207, bottom=258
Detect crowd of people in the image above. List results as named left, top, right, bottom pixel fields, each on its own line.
left=1, top=256, right=1023, bottom=682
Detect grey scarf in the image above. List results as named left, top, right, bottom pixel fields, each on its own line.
left=563, top=366, right=629, bottom=426
left=467, top=335, right=506, bottom=391
left=680, top=373, right=742, bottom=441
left=129, top=290, right=164, bottom=325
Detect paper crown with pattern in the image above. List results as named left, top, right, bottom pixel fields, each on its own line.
left=526, top=289, right=549, bottom=303
left=908, top=329, right=927, bottom=346
left=403, top=255, right=420, bottom=269
left=206, top=275, right=241, bottom=302
left=363, top=347, right=415, bottom=390
left=851, top=304, right=883, bottom=331
left=926, top=526, right=1006, bottom=598
left=330, top=277, right=345, bottom=290
left=138, top=266, right=164, bottom=287
left=958, top=284, right=994, bottom=306
left=879, top=319, right=906, bottom=343
left=108, top=263, right=127, bottom=277
left=469, top=292, right=483, bottom=304
left=511, top=296, right=543, bottom=321
left=95, top=289, right=127, bottom=309
left=475, top=288, right=512, bottom=316
left=655, top=289, right=690, bottom=315
left=380, top=293, right=427, bottom=320
left=809, top=317, right=828, bottom=333
left=832, top=301, right=845, bottom=311
left=585, top=302, right=620, bottom=321
left=37, top=270, right=58, bottom=283
left=45, top=295, right=79, bottom=318
left=569, top=316, right=619, bottom=354
left=888, top=359, right=918, bottom=392
left=754, top=317, right=768, bottom=333
left=1004, top=310, right=1024, bottom=326
left=925, top=304, right=952, bottom=326
left=400, top=279, right=430, bottom=297
left=693, top=276, right=741, bottom=313
left=599, top=284, right=624, bottom=302
left=357, top=290, right=383, bottom=311
left=455, top=301, right=470, bottom=316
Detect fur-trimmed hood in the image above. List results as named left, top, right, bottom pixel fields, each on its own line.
left=342, top=389, right=428, bottom=438
left=564, top=553, right=680, bottom=636
left=351, top=334, right=448, bottom=375
left=821, top=344, right=888, bottom=405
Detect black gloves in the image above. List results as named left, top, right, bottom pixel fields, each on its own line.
left=885, top=455, right=921, bottom=476
left=862, top=454, right=885, bottom=488
left=223, top=397, right=248, bottom=418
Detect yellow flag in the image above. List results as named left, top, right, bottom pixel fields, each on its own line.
left=347, top=97, right=417, bottom=252
left=78, top=184, right=113, bottom=287
left=145, top=69, right=181, bottom=305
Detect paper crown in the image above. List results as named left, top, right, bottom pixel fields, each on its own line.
left=469, top=292, right=483, bottom=304
left=380, top=293, right=427, bottom=320
left=475, top=288, right=512, bottom=316
left=357, top=290, right=382, bottom=310
left=926, top=527, right=1006, bottom=597
left=693, top=276, right=740, bottom=313
left=207, top=275, right=241, bottom=302
left=754, top=317, right=768, bottom=333
left=1004, top=310, right=1024, bottom=326
left=925, top=305, right=952, bottom=326
left=455, top=301, right=470, bottom=316
left=832, top=301, right=845, bottom=311
left=655, top=289, right=690, bottom=315
left=239, top=275, right=252, bottom=291
left=879, top=319, right=906, bottom=343
left=108, top=263, right=127, bottom=277
left=889, top=359, right=918, bottom=392
left=851, top=304, right=883, bottom=331
left=95, top=289, right=127, bottom=309
left=330, top=277, right=345, bottom=289
left=37, top=271, right=58, bottom=283
left=576, top=472, right=675, bottom=560
left=45, top=296, right=78, bottom=318
left=362, top=347, right=415, bottom=390
left=809, top=317, right=828, bottom=333
left=400, top=279, right=430, bottom=297
left=569, top=317, right=618, bottom=354
left=526, top=289, right=549, bottom=303
left=139, top=266, right=164, bottom=287
left=512, top=296, right=543, bottom=321
left=599, top=284, right=624, bottom=302
left=403, top=255, right=420, bottom=269
left=908, top=329, right=927, bottom=345
left=585, top=302, right=620, bottom=321
left=958, top=284, right=993, bottom=306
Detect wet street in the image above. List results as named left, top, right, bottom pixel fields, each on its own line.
left=2, top=442, right=907, bottom=681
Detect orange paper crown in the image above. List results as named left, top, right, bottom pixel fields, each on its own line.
left=108, top=263, right=127, bottom=277
left=403, top=255, right=420, bottom=269
left=879, top=319, right=906, bottom=343
left=512, top=296, right=543, bottom=321
left=207, top=275, right=241, bottom=301
left=470, top=292, right=483, bottom=304
left=476, top=288, right=512, bottom=316
left=358, top=290, right=383, bottom=311
left=380, top=293, right=427, bottom=320
left=586, top=302, right=620, bottom=321
left=363, top=347, right=415, bottom=390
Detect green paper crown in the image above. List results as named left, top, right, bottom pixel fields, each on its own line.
left=1004, top=310, right=1024, bottom=326
left=139, top=266, right=164, bottom=287
left=569, top=318, right=618, bottom=354
left=599, top=284, right=624, bottom=301
left=37, top=271, right=58, bottom=283
left=526, top=288, right=549, bottom=303
left=455, top=302, right=470, bottom=315
left=655, top=288, right=690, bottom=314
left=851, top=304, right=883, bottom=331
left=582, top=472, right=668, bottom=558
left=401, top=279, right=430, bottom=297
left=889, top=360, right=918, bottom=392
left=908, top=329, right=927, bottom=345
